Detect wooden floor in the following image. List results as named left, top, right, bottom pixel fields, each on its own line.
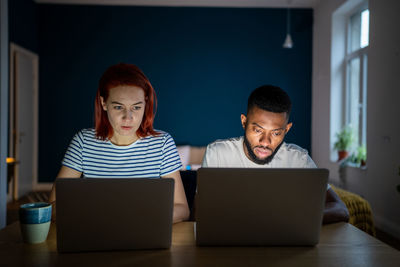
left=6, top=191, right=400, bottom=251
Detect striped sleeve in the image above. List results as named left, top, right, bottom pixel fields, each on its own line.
left=160, top=133, right=182, bottom=176
left=61, top=131, right=84, bottom=172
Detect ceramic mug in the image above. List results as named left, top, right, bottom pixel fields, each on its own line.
left=19, top=202, right=52, bottom=244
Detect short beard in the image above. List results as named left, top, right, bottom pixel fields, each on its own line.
left=243, top=135, right=283, bottom=165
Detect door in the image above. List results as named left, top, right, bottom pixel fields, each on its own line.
left=9, top=43, right=39, bottom=200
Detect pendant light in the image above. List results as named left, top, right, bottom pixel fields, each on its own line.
left=283, top=8, right=293, bottom=49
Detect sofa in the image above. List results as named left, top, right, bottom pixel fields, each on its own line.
left=180, top=170, right=376, bottom=236
left=177, top=145, right=206, bottom=170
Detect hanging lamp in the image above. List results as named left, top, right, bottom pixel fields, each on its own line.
left=283, top=8, right=293, bottom=49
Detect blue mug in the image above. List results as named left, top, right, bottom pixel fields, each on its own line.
left=19, top=202, right=52, bottom=244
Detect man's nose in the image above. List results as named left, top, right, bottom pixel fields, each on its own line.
left=259, top=132, right=271, bottom=146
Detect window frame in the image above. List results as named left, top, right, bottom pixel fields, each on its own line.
left=343, top=4, right=368, bottom=149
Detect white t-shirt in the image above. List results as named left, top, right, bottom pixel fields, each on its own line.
left=201, top=137, right=330, bottom=189
left=202, top=137, right=316, bottom=168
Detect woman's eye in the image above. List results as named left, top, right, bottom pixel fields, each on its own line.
left=113, top=106, right=123, bottom=110
left=132, top=106, right=142, bottom=111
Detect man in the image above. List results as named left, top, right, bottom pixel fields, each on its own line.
left=202, top=85, right=349, bottom=224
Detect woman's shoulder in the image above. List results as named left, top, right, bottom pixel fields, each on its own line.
left=142, top=130, right=171, bottom=140
left=75, top=128, right=96, bottom=137
left=140, top=130, right=176, bottom=146
left=72, top=128, right=99, bottom=142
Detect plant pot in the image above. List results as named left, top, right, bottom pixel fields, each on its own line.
left=337, top=150, right=349, bottom=161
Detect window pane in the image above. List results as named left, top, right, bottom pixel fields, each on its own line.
left=350, top=12, right=361, bottom=52
left=360, top=9, right=369, bottom=48
left=348, top=57, right=360, bottom=147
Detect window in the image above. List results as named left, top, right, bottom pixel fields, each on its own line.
left=331, top=0, right=369, bottom=163
left=346, top=8, right=369, bottom=148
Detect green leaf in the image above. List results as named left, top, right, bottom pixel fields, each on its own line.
left=333, top=125, right=354, bottom=151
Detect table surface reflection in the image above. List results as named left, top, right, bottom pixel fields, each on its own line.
left=0, top=221, right=399, bottom=266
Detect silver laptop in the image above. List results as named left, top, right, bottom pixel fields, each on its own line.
left=195, top=168, right=328, bottom=246
left=56, top=178, right=174, bottom=253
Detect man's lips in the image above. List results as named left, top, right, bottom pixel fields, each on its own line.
left=254, top=147, right=272, bottom=158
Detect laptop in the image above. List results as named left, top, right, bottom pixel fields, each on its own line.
left=56, top=178, right=174, bottom=253
left=195, top=168, right=328, bottom=246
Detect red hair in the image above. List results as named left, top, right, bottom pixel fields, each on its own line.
left=94, top=63, right=158, bottom=140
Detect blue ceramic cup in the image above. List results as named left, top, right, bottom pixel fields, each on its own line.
left=19, top=202, right=52, bottom=244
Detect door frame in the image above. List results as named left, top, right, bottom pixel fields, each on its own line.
left=9, top=43, right=50, bottom=200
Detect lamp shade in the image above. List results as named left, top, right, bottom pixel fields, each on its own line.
left=283, top=33, right=293, bottom=48
left=283, top=7, right=293, bottom=49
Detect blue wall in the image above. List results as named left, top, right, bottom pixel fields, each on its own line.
left=13, top=4, right=313, bottom=182
left=9, top=0, right=38, bottom=53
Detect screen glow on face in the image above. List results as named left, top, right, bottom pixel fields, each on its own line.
left=101, top=85, right=146, bottom=145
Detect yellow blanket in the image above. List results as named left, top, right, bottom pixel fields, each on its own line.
left=331, top=185, right=376, bottom=236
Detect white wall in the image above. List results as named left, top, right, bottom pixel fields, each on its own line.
left=313, top=0, right=400, bottom=238
left=312, top=0, right=346, bottom=178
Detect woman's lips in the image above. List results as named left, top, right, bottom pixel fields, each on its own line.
left=121, top=126, right=133, bottom=130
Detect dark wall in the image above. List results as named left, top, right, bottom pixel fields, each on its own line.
left=9, top=0, right=38, bottom=53
left=12, top=4, right=313, bottom=182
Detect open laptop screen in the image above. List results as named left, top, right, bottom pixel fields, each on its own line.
left=195, top=168, right=328, bottom=246
left=56, top=178, right=174, bottom=252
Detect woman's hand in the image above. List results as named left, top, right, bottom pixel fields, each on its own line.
left=49, top=166, right=82, bottom=222
left=162, top=171, right=190, bottom=223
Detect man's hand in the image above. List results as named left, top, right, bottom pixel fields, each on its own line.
left=323, top=188, right=350, bottom=224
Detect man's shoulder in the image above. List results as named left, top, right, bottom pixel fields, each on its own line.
left=207, top=137, right=243, bottom=150
left=202, top=137, right=244, bottom=167
left=281, top=142, right=309, bottom=155
left=278, top=142, right=316, bottom=168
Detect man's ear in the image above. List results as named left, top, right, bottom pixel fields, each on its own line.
left=240, top=114, right=247, bottom=129
left=285, top=122, right=293, bottom=134
left=100, top=96, right=107, bottom=111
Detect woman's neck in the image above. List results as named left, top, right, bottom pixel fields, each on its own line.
left=109, top=134, right=139, bottom=146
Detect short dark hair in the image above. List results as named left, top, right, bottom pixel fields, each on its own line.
left=247, top=85, right=292, bottom=118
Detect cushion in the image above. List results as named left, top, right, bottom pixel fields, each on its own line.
left=331, top=185, right=376, bottom=236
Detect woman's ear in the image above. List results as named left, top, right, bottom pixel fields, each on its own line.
left=100, top=96, right=107, bottom=111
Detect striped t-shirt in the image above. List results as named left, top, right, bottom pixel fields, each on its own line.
left=61, top=128, right=182, bottom=178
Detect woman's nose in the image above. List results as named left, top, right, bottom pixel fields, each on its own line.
left=123, top=110, right=133, bottom=120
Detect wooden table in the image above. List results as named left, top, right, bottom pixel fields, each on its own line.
left=1, top=221, right=399, bottom=266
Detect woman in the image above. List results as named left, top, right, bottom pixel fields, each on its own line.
left=49, top=63, right=190, bottom=223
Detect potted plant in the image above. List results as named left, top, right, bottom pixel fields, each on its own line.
left=357, top=145, right=367, bottom=166
left=349, top=145, right=367, bottom=166
left=334, top=126, right=354, bottom=161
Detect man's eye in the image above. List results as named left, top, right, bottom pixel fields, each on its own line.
left=254, top=128, right=262, bottom=133
left=272, top=130, right=284, bottom=137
